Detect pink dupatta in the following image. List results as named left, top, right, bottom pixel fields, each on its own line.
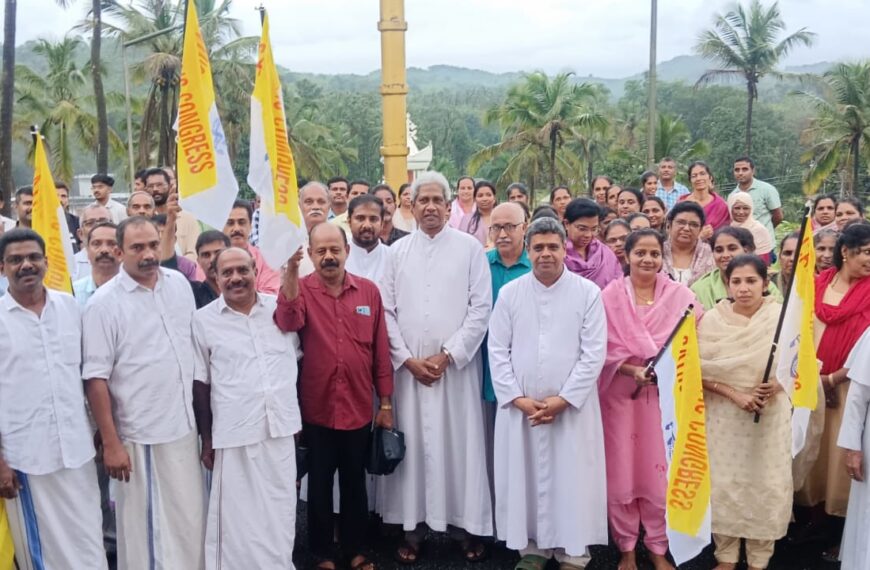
left=600, top=272, right=701, bottom=394
left=679, top=191, right=731, bottom=231
left=565, top=239, right=624, bottom=290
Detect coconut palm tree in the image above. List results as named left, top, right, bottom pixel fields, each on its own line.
left=91, top=0, right=109, bottom=174
left=650, top=114, right=710, bottom=165
left=469, top=72, right=608, bottom=189
left=14, top=36, right=125, bottom=185
left=798, top=61, right=870, bottom=196
left=694, top=0, right=815, bottom=155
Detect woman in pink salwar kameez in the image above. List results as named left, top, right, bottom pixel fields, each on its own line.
left=599, top=229, right=702, bottom=570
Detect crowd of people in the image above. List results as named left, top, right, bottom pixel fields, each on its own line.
left=1, top=155, right=870, bottom=570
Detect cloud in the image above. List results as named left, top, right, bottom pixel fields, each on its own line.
left=4, top=0, right=868, bottom=76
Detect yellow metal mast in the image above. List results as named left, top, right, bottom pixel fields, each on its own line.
left=378, top=0, right=409, bottom=189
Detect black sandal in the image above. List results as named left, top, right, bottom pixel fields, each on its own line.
left=461, top=539, right=490, bottom=563
left=350, top=555, right=376, bottom=570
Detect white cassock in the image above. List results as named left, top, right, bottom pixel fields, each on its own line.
left=376, top=226, right=494, bottom=536
left=488, top=268, right=608, bottom=557
left=346, top=240, right=389, bottom=284
left=838, top=329, right=870, bottom=570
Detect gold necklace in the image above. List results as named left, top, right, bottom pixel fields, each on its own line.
left=634, top=289, right=655, bottom=305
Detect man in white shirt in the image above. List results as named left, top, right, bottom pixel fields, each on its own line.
left=0, top=228, right=107, bottom=569
left=488, top=217, right=608, bottom=569
left=127, top=191, right=156, bottom=218
left=378, top=171, right=494, bottom=563
left=90, top=174, right=128, bottom=224
left=72, top=204, right=112, bottom=282
left=73, top=221, right=119, bottom=308
left=192, top=247, right=302, bottom=570
left=345, top=194, right=389, bottom=283
left=82, top=217, right=205, bottom=570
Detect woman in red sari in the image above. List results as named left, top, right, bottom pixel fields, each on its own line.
left=796, top=223, right=870, bottom=560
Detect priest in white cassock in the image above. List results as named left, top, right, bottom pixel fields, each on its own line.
left=192, top=248, right=301, bottom=570
left=377, top=171, right=494, bottom=564
left=83, top=217, right=205, bottom=570
left=0, top=229, right=107, bottom=570
left=345, top=194, right=390, bottom=283
left=488, top=217, right=608, bottom=569
left=838, top=327, right=870, bottom=569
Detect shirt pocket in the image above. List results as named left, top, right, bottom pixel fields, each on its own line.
left=351, top=313, right=374, bottom=345
left=258, top=325, right=292, bottom=355
left=60, top=332, right=82, bottom=366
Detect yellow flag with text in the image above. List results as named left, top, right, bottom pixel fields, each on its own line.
left=247, top=11, right=306, bottom=268
left=0, top=501, right=13, bottom=570
left=175, top=0, right=238, bottom=229
left=777, top=213, right=819, bottom=455
left=654, top=313, right=712, bottom=565
left=31, top=132, right=74, bottom=293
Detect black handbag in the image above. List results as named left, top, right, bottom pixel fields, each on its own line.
left=365, top=427, right=405, bottom=475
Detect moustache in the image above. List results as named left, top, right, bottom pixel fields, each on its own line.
left=320, top=259, right=339, bottom=269
left=138, top=259, right=158, bottom=270
left=230, top=231, right=246, bottom=239
left=226, top=281, right=246, bottom=290
left=16, top=267, right=39, bottom=279
left=96, top=252, right=115, bottom=263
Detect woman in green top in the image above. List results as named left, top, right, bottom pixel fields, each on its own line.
left=691, top=226, right=783, bottom=310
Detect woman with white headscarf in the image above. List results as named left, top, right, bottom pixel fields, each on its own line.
left=728, top=191, right=774, bottom=263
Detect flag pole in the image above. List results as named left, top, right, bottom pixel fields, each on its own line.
left=631, top=304, right=695, bottom=400
left=257, top=3, right=265, bottom=26
left=753, top=202, right=813, bottom=423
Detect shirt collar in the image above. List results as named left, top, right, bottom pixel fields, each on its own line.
left=118, top=266, right=164, bottom=293
left=350, top=240, right=384, bottom=258
left=1, top=286, right=52, bottom=313
left=490, top=248, right=530, bottom=269
left=216, top=291, right=266, bottom=315
left=307, top=270, right=360, bottom=295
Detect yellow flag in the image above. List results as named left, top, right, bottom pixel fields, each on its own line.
left=31, top=132, right=74, bottom=293
left=247, top=11, right=306, bottom=268
left=175, top=0, right=239, bottom=229
left=654, top=313, right=712, bottom=564
left=0, top=501, right=14, bottom=570
left=785, top=215, right=819, bottom=409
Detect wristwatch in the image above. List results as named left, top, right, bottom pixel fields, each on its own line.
left=441, top=346, right=453, bottom=363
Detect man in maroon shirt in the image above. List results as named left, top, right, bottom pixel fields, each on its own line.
left=274, top=222, right=393, bottom=570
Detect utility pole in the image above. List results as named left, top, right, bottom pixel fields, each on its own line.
left=647, top=0, right=658, bottom=168
left=378, top=0, right=409, bottom=189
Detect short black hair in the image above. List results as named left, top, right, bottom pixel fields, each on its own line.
left=724, top=254, right=767, bottom=282
left=531, top=205, right=559, bottom=221
left=813, top=193, right=837, bottom=211
left=196, top=230, right=231, bottom=254
left=349, top=180, right=370, bottom=191
left=230, top=199, right=253, bottom=222
left=15, top=186, right=33, bottom=199
left=116, top=216, right=159, bottom=249
left=134, top=168, right=148, bottom=182
left=0, top=228, right=45, bottom=259
left=370, top=183, right=394, bottom=197
left=563, top=198, right=600, bottom=223
left=91, top=173, right=115, bottom=186
left=712, top=225, right=756, bottom=253
left=834, top=222, right=870, bottom=270
left=327, top=176, right=349, bottom=189
left=87, top=221, right=118, bottom=243
left=54, top=181, right=69, bottom=191
left=666, top=200, right=706, bottom=226
left=733, top=156, right=755, bottom=169
left=143, top=167, right=170, bottom=185
left=348, top=194, right=385, bottom=219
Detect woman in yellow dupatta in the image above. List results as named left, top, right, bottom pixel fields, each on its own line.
left=698, top=255, right=793, bottom=570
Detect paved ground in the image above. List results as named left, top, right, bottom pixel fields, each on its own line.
left=290, top=505, right=843, bottom=570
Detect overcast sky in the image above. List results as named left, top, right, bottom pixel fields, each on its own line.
left=4, top=0, right=869, bottom=77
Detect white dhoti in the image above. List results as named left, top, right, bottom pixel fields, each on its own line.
left=205, top=436, right=297, bottom=570
left=6, top=461, right=107, bottom=570
left=116, top=430, right=206, bottom=570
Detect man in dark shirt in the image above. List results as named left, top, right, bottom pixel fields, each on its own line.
left=161, top=229, right=229, bottom=309
left=274, top=222, right=393, bottom=570
left=372, top=184, right=409, bottom=245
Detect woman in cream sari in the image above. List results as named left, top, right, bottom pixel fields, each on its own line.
left=699, top=254, right=793, bottom=570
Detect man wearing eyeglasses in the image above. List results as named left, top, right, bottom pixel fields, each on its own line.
left=0, top=228, right=108, bottom=569
left=144, top=167, right=201, bottom=261
left=90, top=173, right=128, bottom=224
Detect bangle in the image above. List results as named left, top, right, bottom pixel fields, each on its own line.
left=379, top=404, right=393, bottom=411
